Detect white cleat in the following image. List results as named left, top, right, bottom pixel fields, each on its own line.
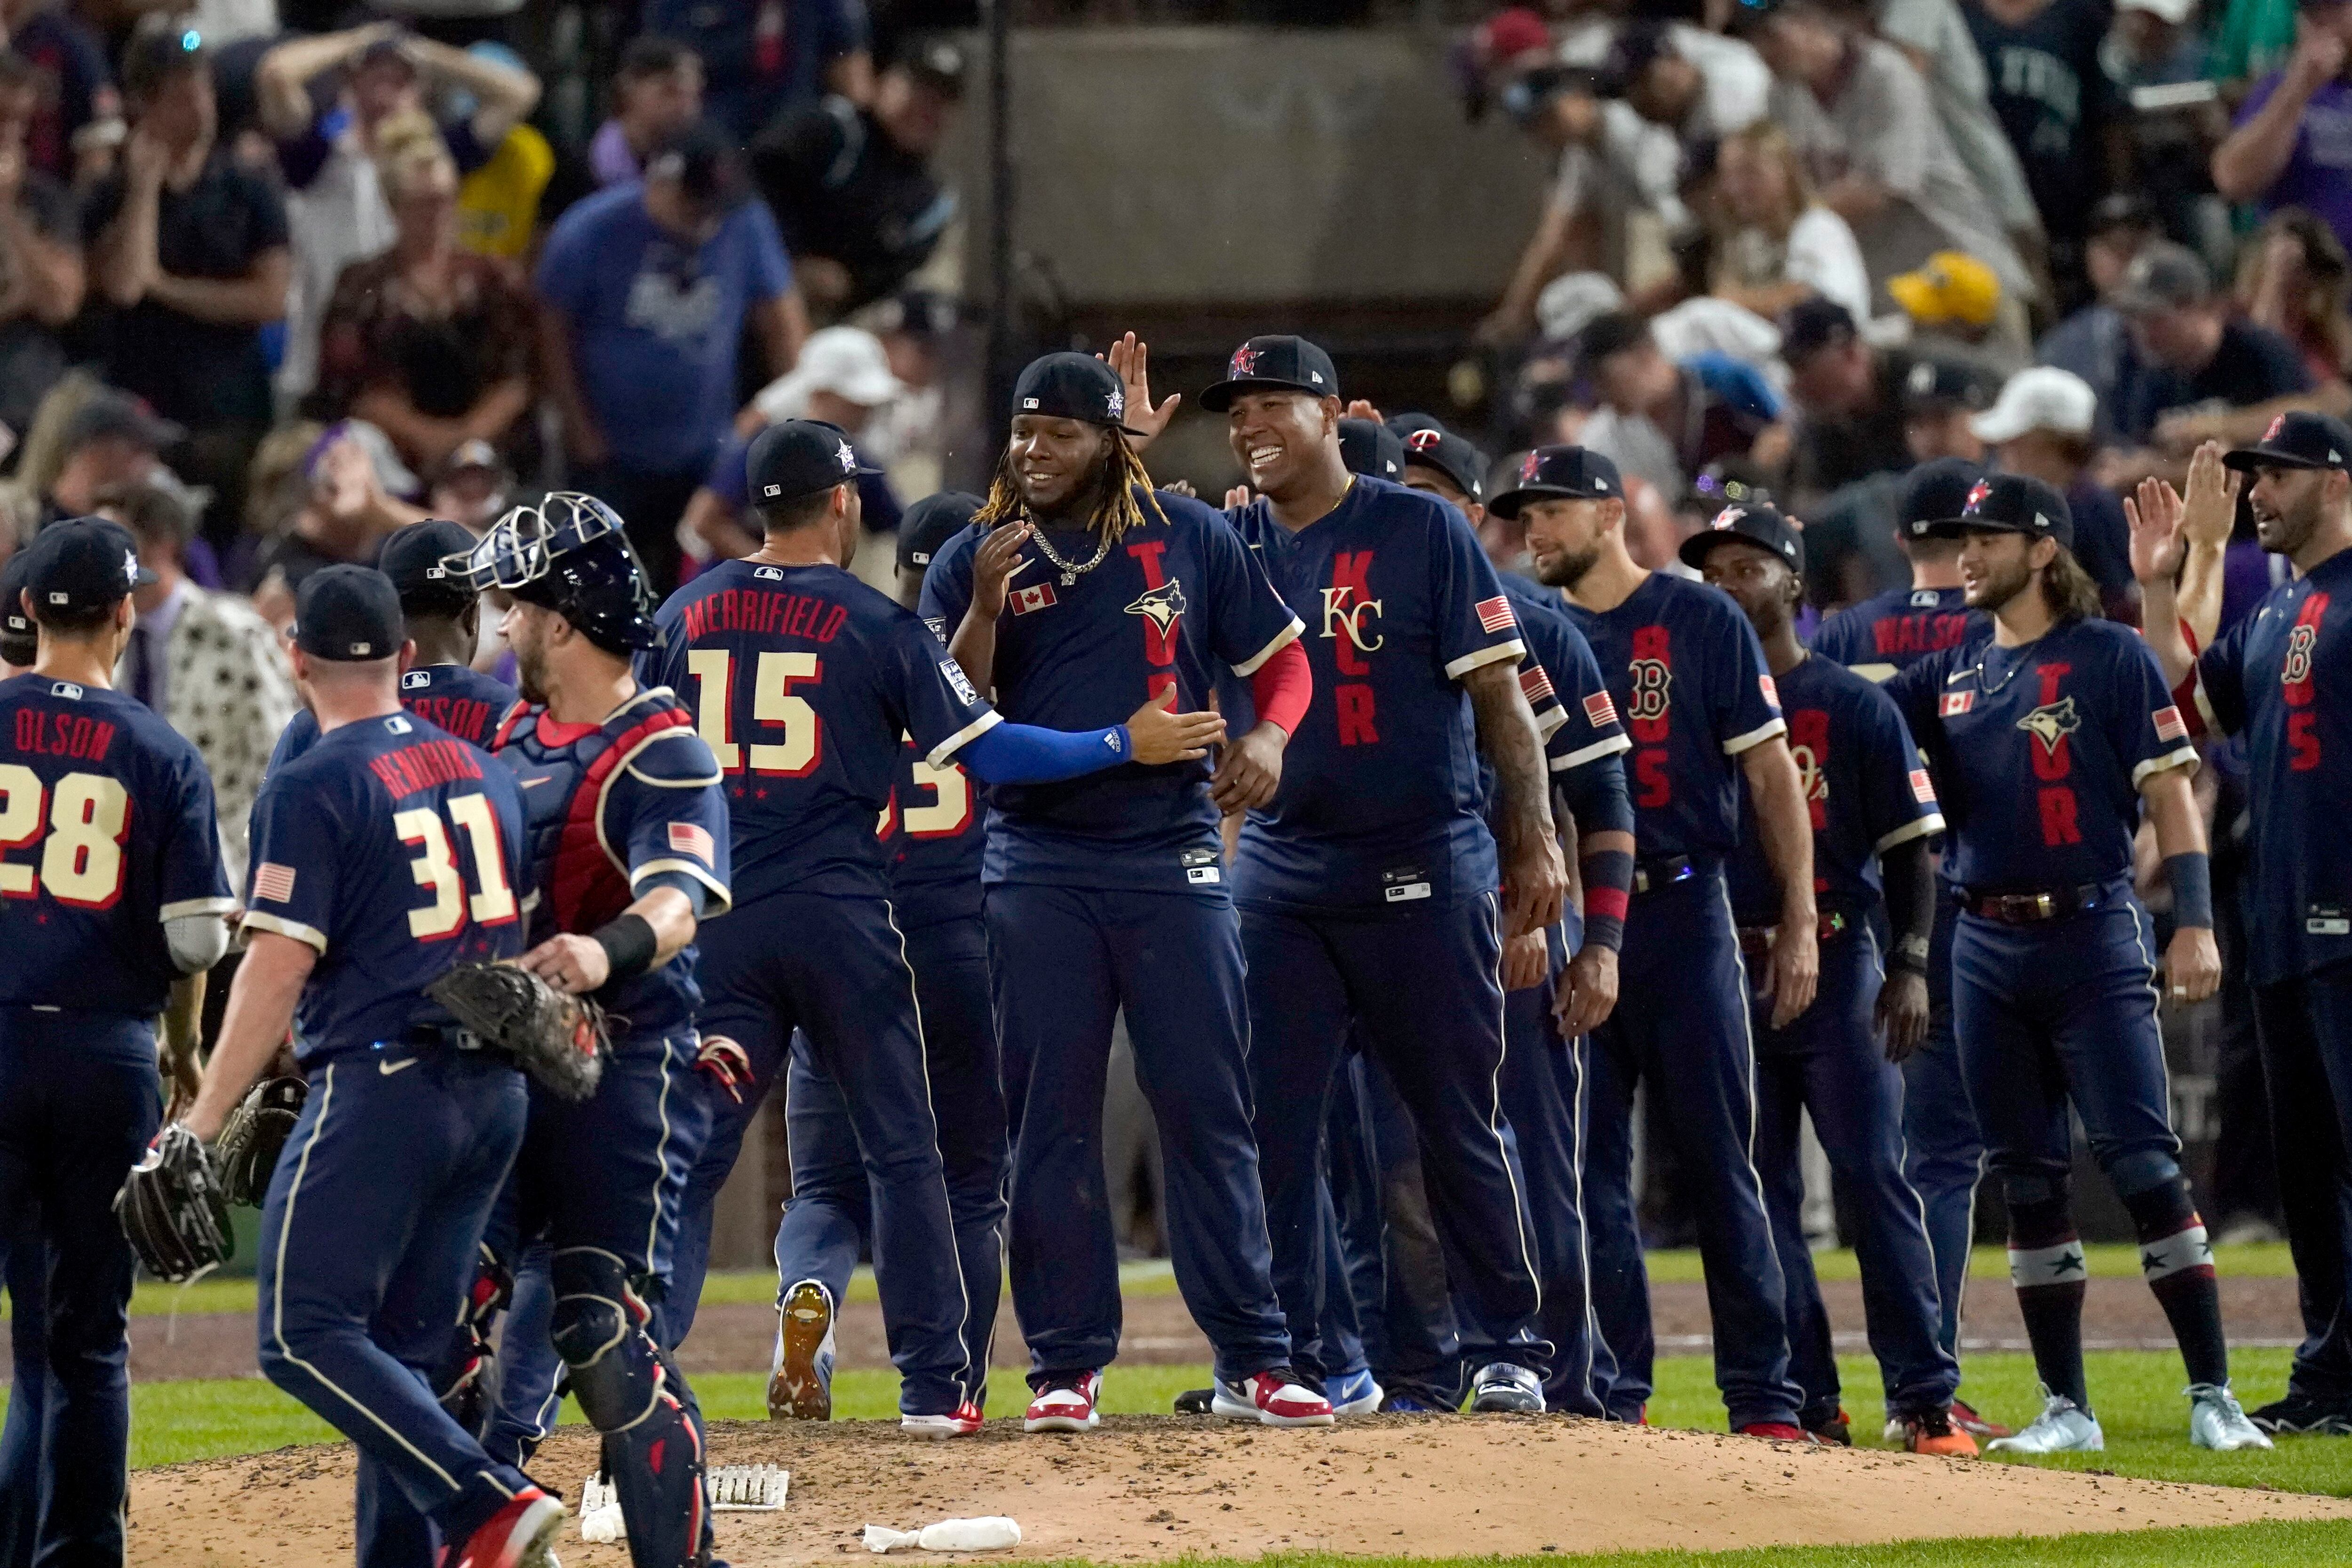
left=1985, top=1388, right=2104, bottom=1455
left=2188, top=1384, right=2274, bottom=1451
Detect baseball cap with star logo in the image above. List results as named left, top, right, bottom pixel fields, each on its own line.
left=747, top=419, right=882, bottom=506
left=1921, top=471, right=2074, bottom=549
left=1678, top=500, right=1804, bottom=574
left=1199, top=334, right=1341, bottom=413
left=1487, top=445, right=1621, bottom=519
left=1010, top=351, right=1146, bottom=435
left=2223, top=410, right=2352, bottom=474
left=21, top=515, right=155, bottom=618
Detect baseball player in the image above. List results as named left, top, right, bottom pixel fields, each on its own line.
left=2133, top=419, right=2352, bottom=1435
left=1808, top=458, right=2006, bottom=1441
left=460, top=493, right=734, bottom=1563
left=178, top=565, right=561, bottom=1568
left=922, top=351, right=1330, bottom=1430
left=270, top=521, right=520, bottom=772
left=0, top=546, right=40, bottom=1568
left=1684, top=503, right=1971, bottom=1456
left=0, top=519, right=229, bottom=1563
left=1509, top=445, right=1817, bottom=1438
left=1885, top=473, right=2266, bottom=1453
left=652, top=424, right=1222, bottom=1435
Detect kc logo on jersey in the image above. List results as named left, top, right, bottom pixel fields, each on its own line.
left=1010, top=581, right=1057, bottom=615
left=2018, top=696, right=2080, bottom=758
left=1320, top=582, right=1385, bottom=654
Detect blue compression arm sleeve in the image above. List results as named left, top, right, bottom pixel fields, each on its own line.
left=959, top=721, right=1136, bottom=785
left=1557, top=751, right=1634, bottom=839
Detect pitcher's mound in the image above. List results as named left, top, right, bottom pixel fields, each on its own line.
left=129, top=1414, right=2352, bottom=1566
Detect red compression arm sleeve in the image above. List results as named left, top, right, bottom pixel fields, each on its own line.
left=1248, top=638, right=1312, bottom=736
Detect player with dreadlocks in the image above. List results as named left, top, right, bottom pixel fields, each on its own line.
left=920, top=352, right=1330, bottom=1430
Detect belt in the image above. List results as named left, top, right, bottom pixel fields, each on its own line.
left=401, top=1023, right=488, bottom=1052
left=1954, top=881, right=2114, bottom=924
left=1631, top=854, right=1693, bottom=895
left=1736, top=911, right=1850, bottom=957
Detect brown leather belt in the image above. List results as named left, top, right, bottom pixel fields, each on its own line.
left=1955, top=882, right=2114, bottom=924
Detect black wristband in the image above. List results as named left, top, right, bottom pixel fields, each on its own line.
left=1890, top=933, right=1931, bottom=977
left=2164, top=851, right=2214, bottom=930
left=592, top=912, right=659, bottom=985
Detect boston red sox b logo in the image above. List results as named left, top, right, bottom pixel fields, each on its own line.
left=1628, top=658, right=1671, bottom=723
left=1229, top=345, right=1261, bottom=378
left=2286, top=621, right=2319, bottom=688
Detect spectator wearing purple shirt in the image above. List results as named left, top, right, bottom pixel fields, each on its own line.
left=588, top=35, right=703, bottom=189
left=2213, top=0, right=2352, bottom=253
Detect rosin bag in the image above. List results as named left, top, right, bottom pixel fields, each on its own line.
left=862, top=1517, right=1023, bottom=1553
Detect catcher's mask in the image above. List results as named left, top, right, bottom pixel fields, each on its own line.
left=446, top=492, right=662, bottom=653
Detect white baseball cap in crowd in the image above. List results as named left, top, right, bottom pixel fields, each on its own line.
left=753, top=326, right=905, bottom=424
left=1971, top=366, right=2099, bottom=445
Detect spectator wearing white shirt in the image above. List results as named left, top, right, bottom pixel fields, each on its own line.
left=1875, top=0, right=2046, bottom=262
left=1705, top=120, right=1873, bottom=326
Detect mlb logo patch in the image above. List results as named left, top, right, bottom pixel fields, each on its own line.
left=1519, top=666, right=1556, bottom=704
left=1908, top=768, right=1937, bottom=805
left=667, top=822, right=715, bottom=864
left=1011, top=582, right=1057, bottom=615
left=1475, top=595, right=1516, bottom=634
left=2154, top=704, right=2187, bottom=741
left=1583, top=690, right=1619, bottom=727
left=1759, top=674, right=1779, bottom=707
left=402, top=669, right=430, bottom=690
left=253, top=862, right=297, bottom=903
left=1940, top=691, right=1976, bottom=716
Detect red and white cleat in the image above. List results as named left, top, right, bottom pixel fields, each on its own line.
left=1211, top=1368, right=1336, bottom=1427
left=1734, top=1422, right=1819, bottom=1444
left=446, top=1488, right=565, bottom=1568
left=903, top=1399, right=985, bottom=1439
left=1023, top=1371, right=1103, bottom=1433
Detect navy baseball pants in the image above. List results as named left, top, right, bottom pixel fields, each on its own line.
left=693, top=891, right=973, bottom=1414
left=1241, top=891, right=1549, bottom=1386
left=1, top=1211, right=46, bottom=1568
left=985, top=882, right=1290, bottom=1384
left=1749, top=923, right=1957, bottom=1425
left=256, top=1048, right=535, bottom=1568
left=1333, top=1051, right=1464, bottom=1407
left=0, top=1008, right=159, bottom=1565
left=2248, top=964, right=2352, bottom=1406
left=1901, top=892, right=1984, bottom=1368
left=1584, top=866, right=1802, bottom=1429
left=772, top=911, right=1008, bottom=1401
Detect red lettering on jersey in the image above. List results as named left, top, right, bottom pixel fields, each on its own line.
left=1789, top=708, right=1829, bottom=831
left=2035, top=663, right=2072, bottom=705
left=1146, top=671, right=1177, bottom=707
left=2037, top=786, right=2082, bottom=846
left=1336, top=682, right=1379, bottom=745
left=12, top=711, right=117, bottom=761
left=1635, top=748, right=1671, bottom=809
left=368, top=739, right=486, bottom=799
left=1128, top=540, right=1170, bottom=589
left=2291, top=709, right=2323, bottom=772
left=682, top=589, right=848, bottom=644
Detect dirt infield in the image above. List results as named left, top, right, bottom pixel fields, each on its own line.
left=127, top=1413, right=2352, bottom=1567
left=99, top=1273, right=2313, bottom=1383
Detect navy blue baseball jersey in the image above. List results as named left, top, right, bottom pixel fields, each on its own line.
left=1809, top=586, right=1990, bottom=682
left=1564, top=573, right=1787, bottom=861
left=883, top=737, right=983, bottom=927
left=491, top=687, right=732, bottom=1038
left=1221, top=477, right=1527, bottom=910
left=2192, top=548, right=2352, bottom=985
left=919, top=487, right=1302, bottom=891
left=242, top=712, right=528, bottom=1059
left=0, top=678, right=230, bottom=1013
left=1501, top=572, right=1631, bottom=779
left=1727, top=652, right=1945, bottom=925
left=652, top=558, right=998, bottom=906
left=266, top=662, right=519, bottom=776
left=1888, top=618, right=2197, bottom=891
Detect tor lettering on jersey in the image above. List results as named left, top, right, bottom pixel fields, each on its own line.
left=1321, top=550, right=1383, bottom=745
left=1788, top=708, right=1829, bottom=831
left=1126, top=541, right=1183, bottom=704
left=1628, top=624, right=1673, bottom=810
left=2283, top=591, right=2328, bottom=771
left=2017, top=663, right=2080, bottom=845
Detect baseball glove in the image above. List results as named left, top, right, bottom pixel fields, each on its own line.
left=427, top=962, right=609, bottom=1102
left=214, top=1076, right=308, bottom=1208
left=114, top=1123, right=234, bottom=1283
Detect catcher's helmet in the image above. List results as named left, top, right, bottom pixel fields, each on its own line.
left=445, top=492, right=661, bottom=652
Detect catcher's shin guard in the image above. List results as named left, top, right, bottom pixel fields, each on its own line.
left=551, top=1248, right=710, bottom=1568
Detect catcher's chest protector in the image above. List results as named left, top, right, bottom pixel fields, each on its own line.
left=492, top=692, right=696, bottom=939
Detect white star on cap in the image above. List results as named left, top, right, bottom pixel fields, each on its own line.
left=836, top=439, right=856, bottom=472
left=122, top=549, right=139, bottom=586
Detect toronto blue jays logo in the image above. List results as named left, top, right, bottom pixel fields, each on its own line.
left=2017, top=696, right=2080, bottom=757
left=1125, top=579, right=1187, bottom=635
left=1229, top=346, right=1261, bottom=378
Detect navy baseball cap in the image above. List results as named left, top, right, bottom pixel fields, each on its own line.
left=1899, top=457, right=1987, bottom=540
left=897, top=490, right=981, bottom=575
left=1385, top=410, right=1446, bottom=439
left=1010, top=352, right=1143, bottom=435
left=293, top=565, right=405, bottom=662
left=1923, top=472, right=2074, bottom=550
left=1901, top=356, right=2002, bottom=415
left=1780, top=297, right=1859, bottom=366
left=22, top=516, right=152, bottom=617
left=379, top=519, right=478, bottom=613
left=0, top=549, right=33, bottom=662
left=1680, top=501, right=1805, bottom=575
left=2223, top=410, right=2352, bottom=473
left=1338, top=417, right=1405, bottom=481
left=1400, top=423, right=1489, bottom=504
left=748, top=419, right=880, bottom=506
left=1489, top=445, right=1621, bottom=519
left=1200, top=335, right=1340, bottom=413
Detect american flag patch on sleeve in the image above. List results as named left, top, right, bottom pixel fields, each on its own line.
left=2153, top=705, right=2188, bottom=741
left=252, top=862, right=297, bottom=903
left=1520, top=666, right=1556, bottom=704
left=1583, top=690, right=1619, bottom=727
left=668, top=822, right=715, bottom=863
left=1475, top=595, right=1516, bottom=634
left=1759, top=674, right=1780, bottom=707
left=1909, top=768, right=1937, bottom=805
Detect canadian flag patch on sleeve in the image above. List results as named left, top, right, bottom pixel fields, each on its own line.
left=2153, top=705, right=2188, bottom=741
left=1475, top=595, right=1516, bottom=634
left=1909, top=768, right=1938, bottom=805
left=668, top=822, right=715, bottom=864
left=1520, top=666, right=1556, bottom=704
left=1583, top=690, right=1619, bottom=727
